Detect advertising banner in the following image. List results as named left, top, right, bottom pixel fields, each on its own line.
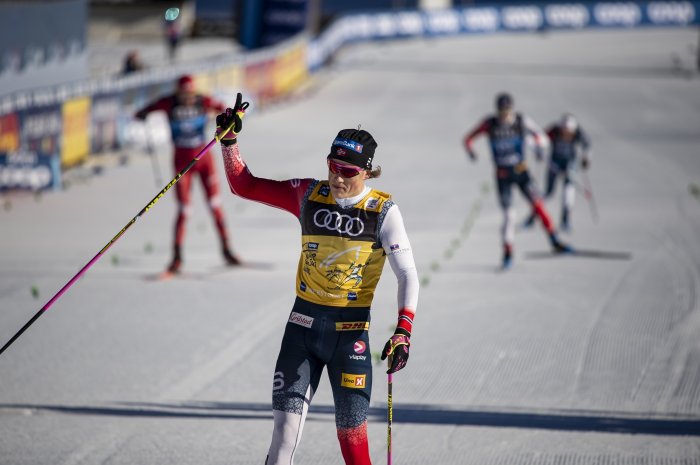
left=308, top=1, right=700, bottom=68
left=91, top=92, right=121, bottom=153
left=22, top=105, right=61, bottom=159
left=260, top=0, right=310, bottom=47
left=211, top=64, right=245, bottom=93
left=0, top=151, right=58, bottom=192
left=245, top=59, right=277, bottom=102
left=0, top=105, right=61, bottom=191
left=193, top=0, right=239, bottom=37
left=0, top=112, right=20, bottom=153
left=61, top=96, right=90, bottom=167
left=272, top=43, right=308, bottom=96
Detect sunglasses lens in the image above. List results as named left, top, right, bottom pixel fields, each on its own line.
left=328, top=160, right=361, bottom=178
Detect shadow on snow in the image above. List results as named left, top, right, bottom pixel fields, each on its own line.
left=2, top=401, right=699, bottom=436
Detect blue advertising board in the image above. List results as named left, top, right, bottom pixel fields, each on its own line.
left=260, top=0, right=310, bottom=46
left=309, top=1, right=700, bottom=68
left=0, top=104, right=61, bottom=191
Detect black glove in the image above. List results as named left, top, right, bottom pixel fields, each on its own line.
left=581, top=157, right=590, bottom=170
left=381, top=332, right=410, bottom=374
left=215, top=93, right=249, bottom=146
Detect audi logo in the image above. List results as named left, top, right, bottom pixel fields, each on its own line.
left=396, top=12, right=424, bottom=35
left=648, top=2, right=695, bottom=24
left=426, top=10, right=461, bottom=33
left=594, top=3, right=641, bottom=26
left=502, top=6, right=543, bottom=29
left=313, top=208, right=365, bottom=236
left=462, top=8, right=500, bottom=32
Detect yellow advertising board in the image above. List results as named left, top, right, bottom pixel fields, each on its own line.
left=272, top=43, right=308, bottom=96
left=61, top=97, right=90, bottom=167
left=213, top=64, right=243, bottom=92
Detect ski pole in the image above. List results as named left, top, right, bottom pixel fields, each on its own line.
left=581, top=171, right=598, bottom=223
left=579, top=171, right=599, bottom=223
left=0, top=115, right=242, bottom=357
left=570, top=174, right=598, bottom=224
left=387, top=368, right=393, bottom=465
left=143, top=119, right=163, bottom=187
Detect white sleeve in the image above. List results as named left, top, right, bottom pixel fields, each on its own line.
left=379, top=204, right=419, bottom=313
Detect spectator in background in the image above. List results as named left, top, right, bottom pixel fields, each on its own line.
left=122, top=50, right=145, bottom=75
left=135, top=74, right=242, bottom=276
left=165, top=18, right=182, bottom=63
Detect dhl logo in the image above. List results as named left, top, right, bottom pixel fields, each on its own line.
left=341, top=373, right=366, bottom=389
left=335, top=321, right=370, bottom=331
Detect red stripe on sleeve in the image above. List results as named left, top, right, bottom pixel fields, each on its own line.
left=396, top=307, right=415, bottom=335
left=464, top=118, right=490, bottom=152
left=221, top=144, right=312, bottom=217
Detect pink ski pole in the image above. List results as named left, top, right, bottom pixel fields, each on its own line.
left=387, top=369, right=393, bottom=464
left=0, top=114, right=242, bottom=357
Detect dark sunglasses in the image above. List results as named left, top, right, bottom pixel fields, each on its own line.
left=327, top=159, right=363, bottom=178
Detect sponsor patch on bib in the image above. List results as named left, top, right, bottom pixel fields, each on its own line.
left=341, top=373, right=366, bottom=388
left=335, top=321, right=370, bottom=331
left=289, top=312, right=314, bottom=328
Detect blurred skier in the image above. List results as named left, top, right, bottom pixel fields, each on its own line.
left=215, top=97, right=419, bottom=465
left=135, top=74, right=241, bottom=275
left=523, top=113, right=591, bottom=231
left=464, top=92, right=571, bottom=268
left=165, top=16, right=182, bottom=63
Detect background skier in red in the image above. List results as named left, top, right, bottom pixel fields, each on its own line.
left=135, top=75, right=241, bottom=274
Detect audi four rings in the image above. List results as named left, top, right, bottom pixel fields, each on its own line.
left=313, top=209, right=365, bottom=236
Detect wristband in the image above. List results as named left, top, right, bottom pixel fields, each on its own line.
left=395, top=308, right=414, bottom=336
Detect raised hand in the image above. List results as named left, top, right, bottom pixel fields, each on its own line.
left=216, top=93, right=249, bottom=146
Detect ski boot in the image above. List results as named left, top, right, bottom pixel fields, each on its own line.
left=549, top=233, right=573, bottom=254
left=502, top=244, right=513, bottom=269
left=223, top=248, right=241, bottom=266
left=166, top=255, right=182, bottom=274
left=156, top=250, right=182, bottom=280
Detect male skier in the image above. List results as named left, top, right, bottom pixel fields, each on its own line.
left=464, top=92, right=571, bottom=268
left=135, top=75, right=241, bottom=274
left=523, top=113, right=591, bottom=231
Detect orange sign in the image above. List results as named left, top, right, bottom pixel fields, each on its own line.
left=0, top=113, right=20, bottom=152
